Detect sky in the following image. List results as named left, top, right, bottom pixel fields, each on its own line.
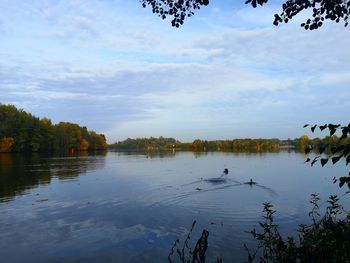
left=0, top=0, right=349, bottom=143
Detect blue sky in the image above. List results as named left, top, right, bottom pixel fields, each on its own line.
left=0, top=0, right=349, bottom=143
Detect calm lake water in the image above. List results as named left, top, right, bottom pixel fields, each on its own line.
left=0, top=151, right=349, bottom=262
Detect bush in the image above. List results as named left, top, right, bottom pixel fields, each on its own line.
left=246, top=195, right=350, bottom=262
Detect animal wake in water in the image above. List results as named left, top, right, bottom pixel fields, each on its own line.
left=204, top=168, right=230, bottom=184
left=179, top=169, right=277, bottom=197
left=242, top=179, right=277, bottom=196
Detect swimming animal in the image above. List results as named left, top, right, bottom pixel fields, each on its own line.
left=245, top=179, right=257, bottom=185
left=223, top=168, right=229, bottom=175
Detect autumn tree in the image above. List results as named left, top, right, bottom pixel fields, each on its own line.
left=88, top=131, right=108, bottom=151
left=0, top=137, right=15, bottom=152
left=0, top=104, right=108, bottom=153
left=78, top=139, right=90, bottom=151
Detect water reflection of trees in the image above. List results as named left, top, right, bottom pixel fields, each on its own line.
left=0, top=152, right=106, bottom=202
left=113, top=150, right=177, bottom=159
left=113, top=149, right=298, bottom=160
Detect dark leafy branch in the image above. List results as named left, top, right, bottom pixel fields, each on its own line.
left=247, top=0, right=350, bottom=29
left=141, top=0, right=350, bottom=29
left=168, top=220, right=210, bottom=263
left=303, top=123, right=350, bottom=191
left=246, top=195, right=350, bottom=262
left=140, top=0, right=209, bottom=27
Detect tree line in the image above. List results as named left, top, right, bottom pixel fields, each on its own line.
left=0, top=104, right=107, bottom=153
left=110, top=135, right=348, bottom=152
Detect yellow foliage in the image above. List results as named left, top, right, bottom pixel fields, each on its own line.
left=40, top=117, right=52, bottom=126
left=300, top=135, right=310, bottom=141
left=78, top=139, right=89, bottom=151
left=0, top=137, right=15, bottom=152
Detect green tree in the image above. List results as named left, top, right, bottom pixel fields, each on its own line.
left=0, top=104, right=108, bottom=153
left=110, top=136, right=177, bottom=151
left=39, top=118, right=58, bottom=152
left=88, top=131, right=108, bottom=150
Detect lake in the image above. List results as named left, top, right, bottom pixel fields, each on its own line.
left=0, top=151, right=349, bottom=262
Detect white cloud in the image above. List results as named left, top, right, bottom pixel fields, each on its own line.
left=11, top=90, right=87, bottom=100
left=191, top=25, right=350, bottom=73
left=319, top=72, right=350, bottom=86
left=45, top=15, right=98, bottom=39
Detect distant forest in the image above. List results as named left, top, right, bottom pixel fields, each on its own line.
left=110, top=135, right=349, bottom=153
left=2, top=104, right=347, bottom=154
left=0, top=104, right=107, bottom=153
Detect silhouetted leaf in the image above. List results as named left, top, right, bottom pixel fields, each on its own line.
left=347, top=155, right=350, bottom=166
left=319, top=124, right=327, bottom=131
left=330, top=128, right=337, bottom=136
left=311, top=157, right=319, bottom=166
left=340, top=127, right=349, bottom=140
left=305, top=158, right=311, bottom=163
left=331, top=146, right=339, bottom=155
left=339, top=177, right=350, bottom=188
left=332, top=155, right=342, bottom=164
left=320, top=158, right=328, bottom=167
left=328, top=124, right=341, bottom=136
left=332, top=124, right=341, bottom=129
